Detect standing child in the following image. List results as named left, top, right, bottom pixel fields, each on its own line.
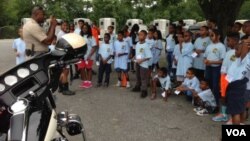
left=97, top=33, right=113, bottom=87
left=113, top=31, right=130, bottom=88
left=132, top=30, right=153, bottom=98
left=146, top=29, right=155, bottom=84
left=151, top=67, right=171, bottom=101
left=204, top=29, right=226, bottom=107
left=130, top=24, right=140, bottom=72
left=193, top=26, right=211, bottom=80
left=176, top=68, right=200, bottom=100
left=12, top=27, right=26, bottom=65
left=212, top=32, right=240, bottom=122
left=172, top=33, right=183, bottom=83
left=108, top=25, right=116, bottom=46
left=79, top=24, right=97, bottom=88
left=225, top=43, right=249, bottom=125
left=192, top=79, right=217, bottom=116
left=152, top=30, right=163, bottom=71
left=176, top=31, right=194, bottom=82
left=123, top=30, right=133, bottom=71
left=165, top=24, right=177, bottom=72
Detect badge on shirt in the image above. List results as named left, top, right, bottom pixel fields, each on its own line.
left=203, top=42, right=208, bottom=47
left=230, top=55, right=236, bottom=61
left=122, top=45, right=125, bottom=49
left=107, top=48, right=110, bottom=53
left=139, top=48, right=144, bottom=53
left=212, top=48, right=218, bottom=53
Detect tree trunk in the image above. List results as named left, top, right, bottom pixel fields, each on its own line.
left=197, top=0, right=244, bottom=40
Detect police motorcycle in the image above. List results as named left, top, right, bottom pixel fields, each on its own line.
left=0, top=33, right=87, bottom=141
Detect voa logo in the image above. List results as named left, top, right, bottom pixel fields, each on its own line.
left=226, top=129, right=246, bottom=136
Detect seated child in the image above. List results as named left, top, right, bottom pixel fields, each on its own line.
left=192, top=79, right=217, bottom=116
left=151, top=67, right=171, bottom=101
left=176, top=68, right=200, bottom=101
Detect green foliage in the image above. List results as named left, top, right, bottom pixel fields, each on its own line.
left=238, top=0, right=250, bottom=19
left=1, top=0, right=249, bottom=38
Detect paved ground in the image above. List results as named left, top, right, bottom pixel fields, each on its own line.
left=0, top=39, right=249, bottom=141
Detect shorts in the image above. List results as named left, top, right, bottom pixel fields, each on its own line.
left=77, top=60, right=93, bottom=70
left=115, top=68, right=128, bottom=73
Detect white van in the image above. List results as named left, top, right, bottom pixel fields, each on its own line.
left=99, top=18, right=116, bottom=39
left=183, top=19, right=197, bottom=26
left=74, top=18, right=92, bottom=28
left=126, top=19, right=143, bottom=31
left=197, top=20, right=207, bottom=26
left=153, top=19, right=170, bottom=38
left=235, top=19, right=249, bottom=24
left=44, top=19, right=62, bottom=35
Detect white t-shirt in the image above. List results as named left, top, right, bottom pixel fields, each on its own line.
left=204, top=42, right=226, bottom=67
left=193, top=37, right=211, bottom=70
left=182, top=76, right=200, bottom=92
left=172, top=44, right=181, bottom=69
left=166, top=34, right=176, bottom=52
left=198, top=89, right=217, bottom=107
left=154, top=74, right=171, bottom=90
left=226, top=54, right=250, bottom=83
left=135, top=42, right=153, bottom=68
left=114, top=40, right=129, bottom=70
left=221, top=49, right=236, bottom=74
left=82, top=35, right=97, bottom=60
left=98, top=43, right=114, bottom=64
left=146, top=38, right=155, bottom=66
left=152, top=39, right=163, bottom=64
left=74, top=28, right=81, bottom=35
left=12, top=38, right=26, bottom=65
left=56, top=30, right=66, bottom=41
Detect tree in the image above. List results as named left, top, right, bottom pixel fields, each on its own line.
left=197, top=0, right=245, bottom=39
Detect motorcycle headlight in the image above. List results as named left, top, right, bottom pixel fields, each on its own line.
left=17, top=68, right=30, bottom=78
left=29, top=63, right=39, bottom=71
left=0, top=83, right=5, bottom=92
left=4, top=75, right=18, bottom=86
left=66, top=114, right=83, bottom=136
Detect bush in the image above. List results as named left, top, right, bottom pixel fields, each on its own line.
left=0, top=26, right=19, bottom=39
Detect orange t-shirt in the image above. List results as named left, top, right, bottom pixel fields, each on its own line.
left=91, top=26, right=100, bottom=46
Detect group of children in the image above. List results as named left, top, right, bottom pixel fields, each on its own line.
left=12, top=19, right=250, bottom=125
left=164, top=20, right=250, bottom=124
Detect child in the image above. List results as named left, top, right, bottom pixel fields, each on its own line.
left=12, top=27, right=26, bottom=65
left=146, top=29, right=155, bottom=70
left=132, top=30, right=153, bottom=98
left=165, top=24, right=177, bottom=72
left=172, top=33, right=183, bottom=83
left=176, top=31, right=194, bottom=82
left=192, top=79, right=217, bottom=116
left=108, top=25, right=116, bottom=46
left=97, top=33, right=113, bottom=87
left=225, top=43, right=249, bottom=125
left=113, top=31, right=130, bottom=88
left=151, top=67, right=171, bottom=101
left=152, top=30, right=163, bottom=72
left=176, top=68, right=200, bottom=100
left=212, top=32, right=240, bottom=123
left=193, top=26, right=211, bottom=80
left=129, top=24, right=140, bottom=72
left=79, top=24, right=97, bottom=88
left=123, top=30, right=133, bottom=71
left=204, top=29, right=226, bottom=107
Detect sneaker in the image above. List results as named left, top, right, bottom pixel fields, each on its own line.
left=96, top=83, right=102, bottom=87
left=79, top=81, right=88, bottom=88
left=132, top=86, right=141, bottom=92
left=140, top=91, right=148, bottom=98
left=193, top=107, right=203, bottom=112
left=116, top=81, right=121, bottom=87
left=225, top=118, right=232, bottom=125
left=212, top=114, right=229, bottom=122
left=126, top=82, right=131, bottom=88
left=85, top=81, right=92, bottom=88
left=196, top=109, right=209, bottom=116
